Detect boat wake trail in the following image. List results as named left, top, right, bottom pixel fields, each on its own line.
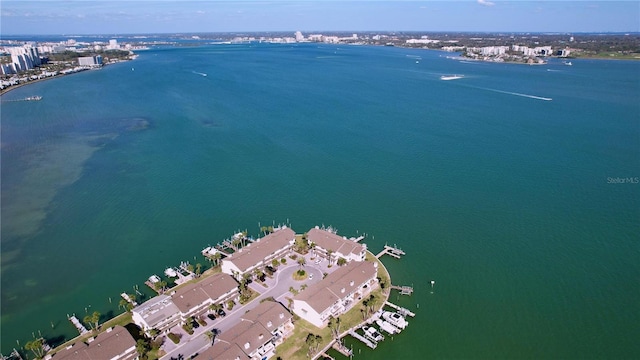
left=471, top=86, right=552, bottom=101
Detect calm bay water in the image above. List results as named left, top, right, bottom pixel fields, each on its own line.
left=1, top=43, right=639, bottom=358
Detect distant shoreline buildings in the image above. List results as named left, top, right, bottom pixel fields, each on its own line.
left=1, top=31, right=637, bottom=93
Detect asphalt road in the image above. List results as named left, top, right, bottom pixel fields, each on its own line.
left=160, top=256, right=329, bottom=360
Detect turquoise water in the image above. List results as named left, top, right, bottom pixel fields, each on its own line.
left=1, top=43, right=639, bottom=358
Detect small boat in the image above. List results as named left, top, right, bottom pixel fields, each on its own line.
left=376, top=319, right=400, bottom=334
left=164, top=267, right=178, bottom=277
left=120, top=293, right=138, bottom=306
left=440, top=75, right=464, bottom=81
left=148, top=275, right=161, bottom=284
left=363, top=326, right=384, bottom=342
left=25, top=96, right=42, bottom=101
left=563, top=61, right=572, bottom=66
left=382, top=311, right=408, bottom=329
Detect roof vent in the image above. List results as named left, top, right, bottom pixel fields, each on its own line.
left=279, top=313, right=284, bottom=319
left=259, top=333, right=264, bottom=340
left=267, top=321, right=273, bottom=327
left=350, top=280, right=354, bottom=286
left=341, top=288, right=345, bottom=294
left=244, top=342, right=250, bottom=350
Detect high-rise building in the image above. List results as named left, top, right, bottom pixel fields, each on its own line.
left=295, top=31, right=304, bottom=42
left=7, top=45, right=41, bottom=72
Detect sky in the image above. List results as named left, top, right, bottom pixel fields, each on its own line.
left=1, top=1, right=639, bottom=35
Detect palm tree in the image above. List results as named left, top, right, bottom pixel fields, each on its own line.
left=231, top=236, right=241, bottom=250
left=209, top=303, right=222, bottom=314
left=195, top=263, right=202, bottom=278
left=204, top=330, right=214, bottom=345
left=297, top=256, right=306, bottom=270
left=367, top=294, right=378, bottom=314
left=327, top=249, right=334, bottom=266
left=154, top=280, right=168, bottom=294
left=204, top=329, right=219, bottom=345
left=305, top=333, right=319, bottom=356
left=83, top=311, right=100, bottom=332
left=309, top=242, right=317, bottom=257
left=135, top=339, right=150, bottom=359
left=213, top=252, right=222, bottom=267
left=327, top=316, right=341, bottom=339
left=25, top=338, right=46, bottom=359
left=119, top=298, right=129, bottom=311
left=337, top=257, right=347, bottom=266
left=90, top=311, right=100, bottom=331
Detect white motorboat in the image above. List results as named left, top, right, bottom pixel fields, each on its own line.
left=363, top=326, right=384, bottom=342
left=376, top=319, right=400, bottom=334
left=382, top=311, right=408, bottom=329
left=164, top=267, right=178, bottom=277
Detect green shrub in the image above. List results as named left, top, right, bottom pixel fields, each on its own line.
left=167, top=333, right=180, bottom=344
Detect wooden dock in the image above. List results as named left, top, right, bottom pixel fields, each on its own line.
left=68, top=314, right=89, bottom=335
left=390, top=284, right=414, bottom=295
left=375, top=244, right=406, bottom=259
left=214, top=244, right=232, bottom=256
left=385, top=301, right=416, bottom=317
left=348, top=329, right=377, bottom=349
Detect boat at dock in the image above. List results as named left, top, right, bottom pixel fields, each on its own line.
left=148, top=274, right=161, bottom=283
left=120, top=292, right=138, bottom=306
left=164, top=267, right=178, bottom=277
left=382, top=311, right=408, bottom=329
left=376, top=319, right=400, bottom=334
left=363, top=326, right=385, bottom=342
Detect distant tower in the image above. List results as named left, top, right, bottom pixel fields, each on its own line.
left=295, top=31, right=304, bottom=42
left=109, top=39, right=119, bottom=50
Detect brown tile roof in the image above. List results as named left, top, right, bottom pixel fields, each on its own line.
left=224, top=227, right=295, bottom=272
left=218, top=320, right=271, bottom=357
left=241, top=301, right=292, bottom=332
left=307, top=228, right=365, bottom=258
left=53, top=326, right=136, bottom=360
left=194, top=342, right=250, bottom=360
left=172, top=273, right=238, bottom=313
left=85, top=326, right=136, bottom=360
left=294, top=260, right=377, bottom=314
left=52, top=342, right=88, bottom=360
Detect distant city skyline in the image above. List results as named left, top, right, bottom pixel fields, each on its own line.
left=1, top=1, right=639, bottom=35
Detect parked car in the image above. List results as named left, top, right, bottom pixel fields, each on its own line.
left=207, top=313, right=216, bottom=321
left=217, top=309, right=226, bottom=317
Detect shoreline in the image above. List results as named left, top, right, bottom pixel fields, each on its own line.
left=0, top=57, right=135, bottom=96
left=0, top=75, right=60, bottom=96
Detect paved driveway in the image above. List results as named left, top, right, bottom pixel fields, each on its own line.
left=160, top=253, right=336, bottom=359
